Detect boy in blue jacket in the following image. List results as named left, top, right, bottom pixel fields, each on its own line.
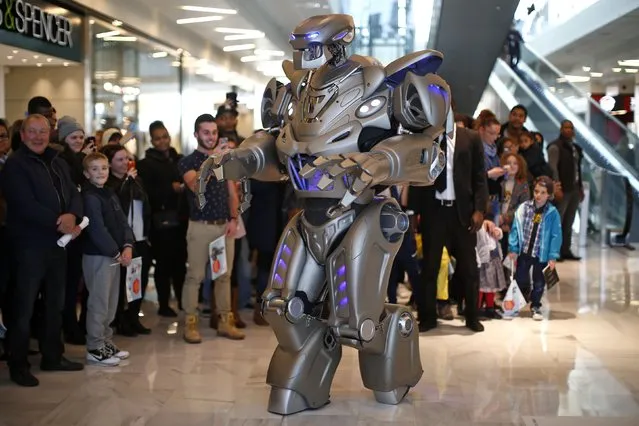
left=508, top=176, right=562, bottom=321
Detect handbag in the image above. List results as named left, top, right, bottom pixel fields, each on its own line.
left=152, top=209, right=180, bottom=229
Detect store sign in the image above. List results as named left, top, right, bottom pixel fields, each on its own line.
left=0, top=0, right=83, bottom=61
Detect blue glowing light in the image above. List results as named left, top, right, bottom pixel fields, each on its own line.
left=290, top=33, right=296, bottom=40
left=337, top=265, right=346, bottom=276
left=338, top=281, right=347, bottom=292
left=305, top=32, right=320, bottom=40
left=282, top=245, right=292, bottom=256
left=339, top=297, right=348, bottom=306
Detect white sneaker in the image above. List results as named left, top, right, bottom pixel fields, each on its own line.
left=87, top=347, right=121, bottom=366
left=105, top=342, right=130, bottom=360
left=532, top=309, right=543, bottom=321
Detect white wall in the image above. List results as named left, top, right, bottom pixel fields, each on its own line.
left=4, top=66, right=86, bottom=127
left=0, top=67, right=5, bottom=119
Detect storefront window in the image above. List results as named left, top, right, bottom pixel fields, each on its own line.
left=91, top=20, right=181, bottom=156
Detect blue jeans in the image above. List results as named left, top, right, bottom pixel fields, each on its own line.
left=515, top=254, right=546, bottom=309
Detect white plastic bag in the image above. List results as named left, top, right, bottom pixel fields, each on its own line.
left=125, top=257, right=143, bottom=302
left=502, top=275, right=527, bottom=317
left=209, top=235, right=228, bottom=281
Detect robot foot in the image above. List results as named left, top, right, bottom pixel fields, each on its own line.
left=267, top=387, right=329, bottom=415
left=373, top=386, right=410, bottom=405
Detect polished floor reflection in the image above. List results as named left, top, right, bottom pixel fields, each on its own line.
left=2, top=246, right=639, bottom=425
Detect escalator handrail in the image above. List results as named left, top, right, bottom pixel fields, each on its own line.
left=523, top=44, right=638, bottom=142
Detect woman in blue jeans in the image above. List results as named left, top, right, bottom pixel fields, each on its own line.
left=508, top=176, right=562, bottom=320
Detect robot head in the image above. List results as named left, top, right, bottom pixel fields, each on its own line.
left=289, top=14, right=355, bottom=70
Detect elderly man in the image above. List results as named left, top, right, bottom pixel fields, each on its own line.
left=1, top=114, right=85, bottom=387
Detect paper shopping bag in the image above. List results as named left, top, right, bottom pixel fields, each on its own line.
left=125, top=257, right=143, bottom=303
left=209, top=236, right=228, bottom=281
left=502, top=276, right=527, bottom=317
left=543, top=265, right=560, bottom=290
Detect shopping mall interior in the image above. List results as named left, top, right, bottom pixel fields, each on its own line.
left=1, top=0, right=639, bottom=425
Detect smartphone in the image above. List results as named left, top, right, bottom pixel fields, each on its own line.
left=128, top=159, right=136, bottom=171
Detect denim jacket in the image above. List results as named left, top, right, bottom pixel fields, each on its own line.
left=508, top=200, right=562, bottom=263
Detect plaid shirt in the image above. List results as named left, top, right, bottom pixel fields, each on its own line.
left=522, top=201, right=547, bottom=257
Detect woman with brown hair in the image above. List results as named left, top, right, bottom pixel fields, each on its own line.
left=499, top=152, right=530, bottom=254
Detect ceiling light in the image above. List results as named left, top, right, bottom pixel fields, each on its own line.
left=89, top=19, right=95, bottom=24
left=171, top=61, right=181, bottom=67
left=215, top=27, right=261, bottom=34
left=104, top=36, right=137, bottom=42
left=223, top=44, right=256, bottom=52
left=612, top=67, right=622, bottom=72
left=12, top=50, right=18, bottom=54
left=590, top=72, right=603, bottom=77
left=241, top=55, right=272, bottom=63
left=625, top=68, right=638, bottom=73
left=176, top=16, right=224, bottom=24
left=152, top=51, right=168, bottom=58
left=224, top=33, right=265, bottom=41
left=582, top=66, right=591, bottom=72
left=556, top=75, right=590, bottom=83
left=254, top=49, right=285, bottom=56
left=63, top=62, right=69, bottom=66
left=33, top=55, right=39, bottom=59
left=7, top=55, right=13, bottom=60
left=96, top=30, right=120, bottom=38
left=21, top=59, right=27, bottom=63
left=36, top=63, right=43, bottom=67
left=46, top=58, right=53, bottom=62
left=180, top=6, right=237, bottom=14
left=618, top=60, right=639, bottom=67
left=112, top=20, right=123, bottom=27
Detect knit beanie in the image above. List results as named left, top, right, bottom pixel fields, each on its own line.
left=57, top=116, right=84, bottom=142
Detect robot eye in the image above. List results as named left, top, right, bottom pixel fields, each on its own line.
left=305, top=32, right=320, bottom=40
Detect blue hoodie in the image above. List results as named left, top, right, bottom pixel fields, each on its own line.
left=508, top=200, right=562, bottom=263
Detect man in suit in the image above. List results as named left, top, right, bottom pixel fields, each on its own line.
left=414, top=124, right=488, bottom=333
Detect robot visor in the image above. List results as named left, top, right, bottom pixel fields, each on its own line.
left=303, top=43, right=324, bottom=61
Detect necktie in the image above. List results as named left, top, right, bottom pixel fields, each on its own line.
left=434, top=136, right=447, bottom=193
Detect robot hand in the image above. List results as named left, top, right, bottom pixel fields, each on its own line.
left=195, top=148, right=236, bottom=210
left=301, top=152, right=391, bottom=217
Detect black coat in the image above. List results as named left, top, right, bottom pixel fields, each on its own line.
left=247, top=180, right=287, bottom=253
left=82, top=183, right=135, bottom=258
left=58, top=145, right=86, bottom=187
left=105, top=174, right=151, bottom=240
left=137, top=147, right=186, bottom=220
left=1, top=146, right=83, bottom=248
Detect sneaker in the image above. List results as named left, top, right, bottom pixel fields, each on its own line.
left=532, top=309, right=543, bottom=321
left=105, top=342, right=130, bottom=360
left=86, top=347, right=121, bottom=366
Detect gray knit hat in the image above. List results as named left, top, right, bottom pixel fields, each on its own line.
left=58, top=116, right=84, bottom=142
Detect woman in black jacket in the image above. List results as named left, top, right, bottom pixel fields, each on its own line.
left=102, top=144, right=152, bottom=336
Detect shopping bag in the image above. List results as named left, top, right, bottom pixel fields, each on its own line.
left=502, top=275, right=527, bottom=317
left=125, top=257, right=143, bottom=303
left=234, top=216, right=247, bottom=239
left=209, top=235, right=228, bottom=281
left=543, top=265, right=560, bottom=290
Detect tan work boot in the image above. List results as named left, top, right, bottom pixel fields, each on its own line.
left=217, top=312, right=245, bottom=340
left=253, top=304, right=269, bottom=326
left=183, top=314, right=202, bottom=344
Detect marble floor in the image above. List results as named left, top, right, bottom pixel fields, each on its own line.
left=2, top=245, right=639, bottom=426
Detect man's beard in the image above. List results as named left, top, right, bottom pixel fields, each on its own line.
left=197, top=137, right=218, bottom=151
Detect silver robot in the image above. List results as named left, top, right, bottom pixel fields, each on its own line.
left=197, top=14, right=453, bottom=415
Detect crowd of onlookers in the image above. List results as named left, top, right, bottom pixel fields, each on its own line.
left=0, top=94, right=585, bottom=386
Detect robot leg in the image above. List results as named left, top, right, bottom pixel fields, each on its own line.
left=261, top=213, right=342, bottom=415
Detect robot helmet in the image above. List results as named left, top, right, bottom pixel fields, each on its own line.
left=289, top=14, right=355, bottom=70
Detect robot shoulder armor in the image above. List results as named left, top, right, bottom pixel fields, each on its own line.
left=350, top=55, right=386, bottom=100
left=385, top=50, right=443, bottom=87
left=283, top=59, right=311, bottom=100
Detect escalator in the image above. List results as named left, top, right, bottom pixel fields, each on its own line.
left=488, top=44, right=639, bottom=242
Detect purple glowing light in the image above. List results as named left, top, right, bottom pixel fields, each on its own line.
left=274, top=273, right=283, bottom=283
left=337, top=265, right=346, bottom=276
left=278, top=259, right=287, bottom=269
left=282, top=245, right=292, bottom=256
left=338, top=281, right=347, bottom=292
left=339, top=297, right=348, bottom=306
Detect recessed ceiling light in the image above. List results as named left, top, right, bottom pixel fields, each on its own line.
left=22, top=59, right=27, bottom=63
left=618, top=60, right=639, bottom=67
left=112, top=20, right=123, bottom=27
left=556, top=75, right=590, bottom=83
left=224, top=33, right=265, bottom=41
left=176, top=16, right=224, bottom=24
left=254, top=49, right=285, bottom=56
left=103, top=36, right=137, bottom=42
left=63, top=62, right=70, bottom=66
left=223, top=43, right=256, bottom=52
left=582, top=66, right=591, bottom=72
left=89, top=19, right=95, bottom=24
left=625, top=68, right=638, bottom=73
left=171, top=61, right=181, bottom=67
left=215, top=27, right=261, bottom=34
left=180, top=6, right=237, bottom=14
left=96, top=30, right=120, bottom=38
left=46, top=58, right=53, bottom=62
left=612, top=67, right=622, bottom=72
left=12, top=50, right=18, bottom=54
left=152, top=51, right=168, bottom=58
left=590, top=72, right=603, bottom=77
left=33, top=55, right=39, bottom=59
left=36, top=63, right=43, bottom=67
left=7, top=55, right=13, bottom=60
left=241, top=55, right=271, bottom=63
